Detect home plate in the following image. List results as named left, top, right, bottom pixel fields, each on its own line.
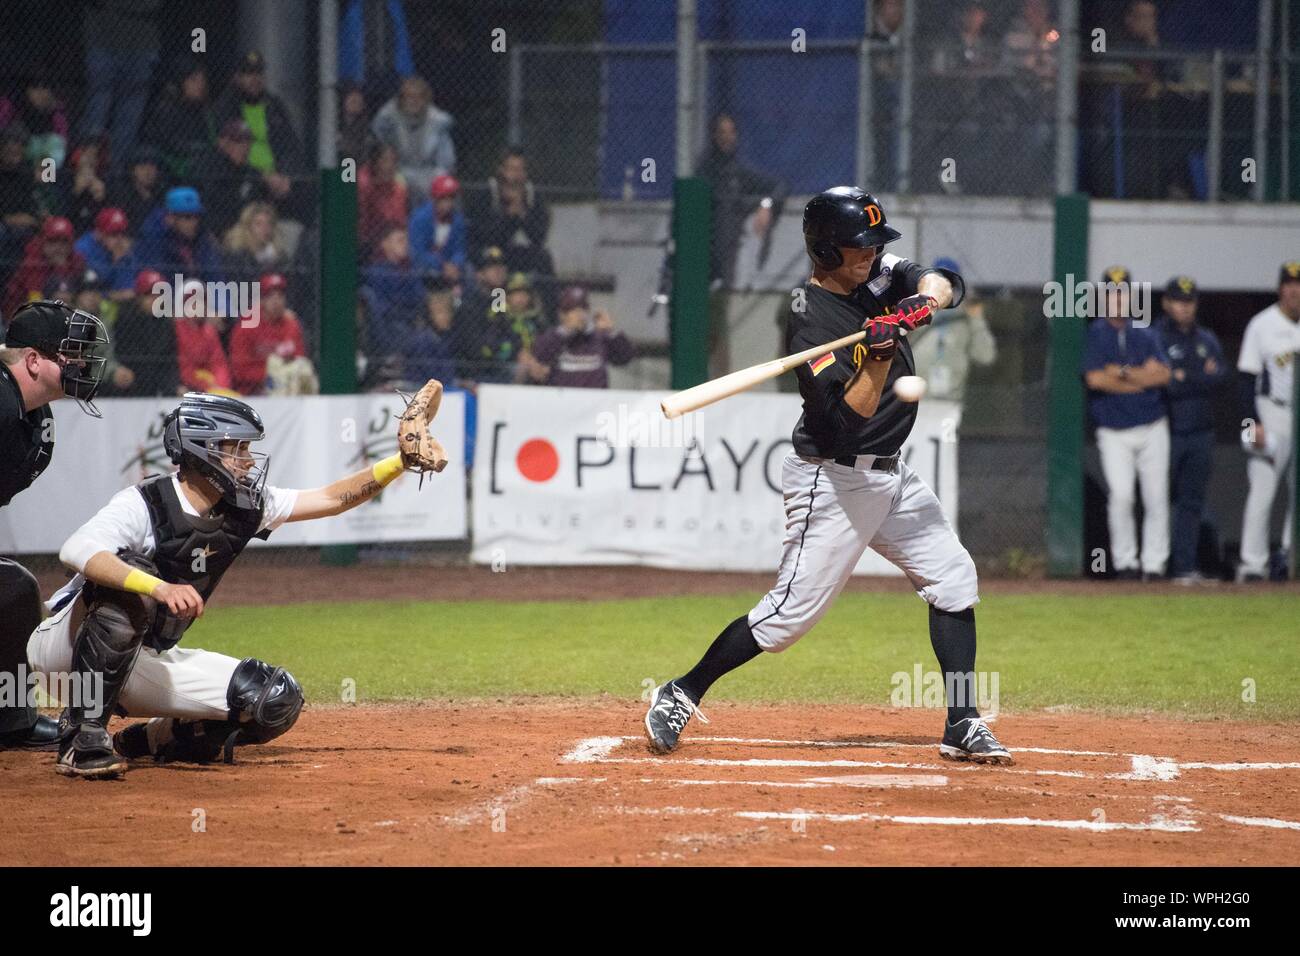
left=806, top=774, right=948, bottom=788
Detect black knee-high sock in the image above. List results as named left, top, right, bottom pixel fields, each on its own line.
left=675, top=615, right=762, bottom=703
left=929, top=605, right=979, bottom=724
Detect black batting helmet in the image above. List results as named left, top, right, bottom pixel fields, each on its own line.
left=803, top=186, right=902, bottom=270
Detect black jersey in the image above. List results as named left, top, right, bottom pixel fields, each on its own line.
left=787, top=253, right=965, bottom=459
left=0, top=362, right=54, bottom=509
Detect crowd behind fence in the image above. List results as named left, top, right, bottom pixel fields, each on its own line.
left=0, top=0, right=1294, bottom=576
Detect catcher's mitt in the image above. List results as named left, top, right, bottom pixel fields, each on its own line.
left=398, top=379, right=449, bottom=479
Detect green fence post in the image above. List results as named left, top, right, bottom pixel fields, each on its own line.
left=320, top=167, right=358, bottom=567
left=670, top=177, right=712, bottom=390
left=1047, top=193, right=1089, bottom=578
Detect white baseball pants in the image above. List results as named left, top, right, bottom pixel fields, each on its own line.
left=747, top=453, right=979, bottom=653
left=27, top=598, right=239, bottom=722
left=1240, top=400, right=1295, bottom=576
left=1096, top=417, right=1170, bottom=575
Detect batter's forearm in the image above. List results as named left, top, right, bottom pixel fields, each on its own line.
left=917, top=273, right=954, bottom=310
left=842, top=361, right=892, bottom=418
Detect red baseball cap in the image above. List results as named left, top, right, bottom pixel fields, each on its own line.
left=134, top=269, right=165, bottom=296
left=260, top=272, right=287, bottom=293
left=94, top=207, right=129, bottom=235
left=42, top=217, right=74, bottom=241
left=430, top=174, right=460, bottom=199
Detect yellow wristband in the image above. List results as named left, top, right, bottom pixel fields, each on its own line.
left=123, top=569, right=163, bottom=596
left=372, top=453, right=405, bottom=487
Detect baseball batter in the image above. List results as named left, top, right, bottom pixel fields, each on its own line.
left=1236, top=262, right=1300, bottom=581
left=645, top=186, right=1011, bottom=764
left=26, top=385, right=446, bottom=778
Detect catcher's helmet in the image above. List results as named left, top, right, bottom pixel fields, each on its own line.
left=163, top=393, right=268, bottom=513
left=803, top=186, right=902, bottom=270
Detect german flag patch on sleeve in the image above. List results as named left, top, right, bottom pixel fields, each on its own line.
left=809, top=352, right=836, bottom=376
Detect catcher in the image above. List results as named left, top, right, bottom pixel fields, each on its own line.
left=26, top=382, right=447, bottom=778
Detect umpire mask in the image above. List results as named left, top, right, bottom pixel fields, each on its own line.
left=4, top=300, right=109, bottom=417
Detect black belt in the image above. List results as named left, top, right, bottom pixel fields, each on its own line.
left=834, top=453, right=900, bottom=473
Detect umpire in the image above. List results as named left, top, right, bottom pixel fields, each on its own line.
left=1156, top=276, right=1226, bottom=584
left=0, top=299, right=108, bottom=750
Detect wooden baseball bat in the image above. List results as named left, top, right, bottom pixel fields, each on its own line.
left=660, top=329, right=867, bottom=420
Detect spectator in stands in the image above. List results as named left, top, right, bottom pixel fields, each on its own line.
left=111, top=268, right=179, bottom=396
left=229, top=272, right=308, bottom=395
left=0, top=125, right=40, bottom=278
left=357, top=141, right=408, bottom=261
left=142, top=55, right=218, bottom=181
left=79, top=0, right=161, bottom=174
left=1083, top=266, right=1171, bottom=581
left=62, top=141, right=109, bottom=233
left=1003, top=0, right=1059, bottom=86
left=193, top=119, right=280, bottom=239
left=174, top=277, right=232, bottom=392
left=870, top=0, right=904, bottom=43
left=452, top=245, right=522, bottom=384
left=0, top=80, right=69, bottom=171
left=409, top=173, right=467, bottom=289
left=524, top=285, right=633, bottom=389
left=470, top=148, right=553, bottom=279
left=72, top=267, right=136, bottom=392
left=213, top=51, right=304, bottom=187
left=404, top=290, right=457, bottom=388
left=337, top=80, right=370, bottom=163
left=107, top=144, right=165, bottom=231
left=932, top=2, right=999, bottom=73
left=906, top=258, right=997, bottom=403
left=359, top=224, right=427, bottom=374
left=74, top=207, right=135, bottom=300
left=133, top=186, right=225, bottom=283
left=1154, top=276, right=1226, bottom=585
left=3, top=216, right=86, bottom=317
left=370, top=76, right=455, bottom=198
left=694, top=113, right=784, bottom=373
left=502, top=272, right=544, bottom=353
left=223, top=201, right=293, bottom=285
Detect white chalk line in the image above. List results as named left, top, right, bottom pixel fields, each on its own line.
left=1219, top=814, right=1300, bottom=831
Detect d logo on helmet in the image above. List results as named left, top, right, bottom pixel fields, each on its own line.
left=865, top=204, right=882, bottom=227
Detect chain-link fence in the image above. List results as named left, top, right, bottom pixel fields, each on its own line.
left=2, top=0, right=1295, bottom=580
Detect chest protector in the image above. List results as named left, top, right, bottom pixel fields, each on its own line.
left=135, top=475, right=271, bottom=649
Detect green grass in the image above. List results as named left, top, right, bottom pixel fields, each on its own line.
left=198, top=591, right=1300, bottom=719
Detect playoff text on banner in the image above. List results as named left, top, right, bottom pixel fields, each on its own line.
left=471, top=384, right=959, bottom=573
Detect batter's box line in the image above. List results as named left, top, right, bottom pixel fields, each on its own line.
left=561, top=736, right=1300, bottom=782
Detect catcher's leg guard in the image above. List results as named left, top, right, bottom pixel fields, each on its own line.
left=151, top=657, right=304, bottom=764
left=57, top=563, right=153, bottom=778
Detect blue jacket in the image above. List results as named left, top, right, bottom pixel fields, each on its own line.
left=1083, top=318, right=1168, bottom=429
left=360, top=262, right=427, bottom=358
left=408, top=203, right=467, bottom=279
left=131, top=207, right=226, bottom=283
left=73, top=233, right=136, bottom=292
left=1155, top=316, right=1226, bottom=434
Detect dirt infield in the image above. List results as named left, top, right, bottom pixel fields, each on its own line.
left=3, top=701, right=1297, bottom=866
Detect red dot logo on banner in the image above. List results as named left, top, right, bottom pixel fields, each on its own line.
left=516, top=438, right=559, bottom=482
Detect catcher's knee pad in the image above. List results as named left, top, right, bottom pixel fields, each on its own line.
left=226, top=657, right=304, bottom=744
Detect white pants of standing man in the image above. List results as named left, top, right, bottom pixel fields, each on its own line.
left=1096, top=417, right=1170, bottom=575
left=1239, top=399, right=1295, bottom=577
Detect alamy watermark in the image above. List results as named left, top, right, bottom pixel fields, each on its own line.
left=0, top=664, right=103, bottom=718
left=890, top=664, right=1000, bottom=713
left=595, top=404, right=701, bottom=449
left=149, top=274, right=262, bottom=328
left=1042, top=277, right=1153, bottom=327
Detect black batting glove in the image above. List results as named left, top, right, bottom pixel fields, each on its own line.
left=893, top=294, right=938, bottom=333
left=861, top=314, right=901, bottom=362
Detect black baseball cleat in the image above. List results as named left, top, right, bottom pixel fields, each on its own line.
left=112, top=722, right=151, bottom=760
left=939, top=716, right=1013, bottom=765
left=56, top=723, right=128, bottom=779
left=644, top=681, right=708, bottom=754
left=0, top=713, right=61, bottom=751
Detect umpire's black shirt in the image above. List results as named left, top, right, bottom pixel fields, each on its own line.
left=787, top=253, right=964, bottom=459
left=0, top=362, right=54, bottom=508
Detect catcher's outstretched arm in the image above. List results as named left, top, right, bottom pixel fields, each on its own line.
left=287, top=456, right=404, bottom=522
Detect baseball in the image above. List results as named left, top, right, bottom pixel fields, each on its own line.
left=893, top=375, right=927, bottom=402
